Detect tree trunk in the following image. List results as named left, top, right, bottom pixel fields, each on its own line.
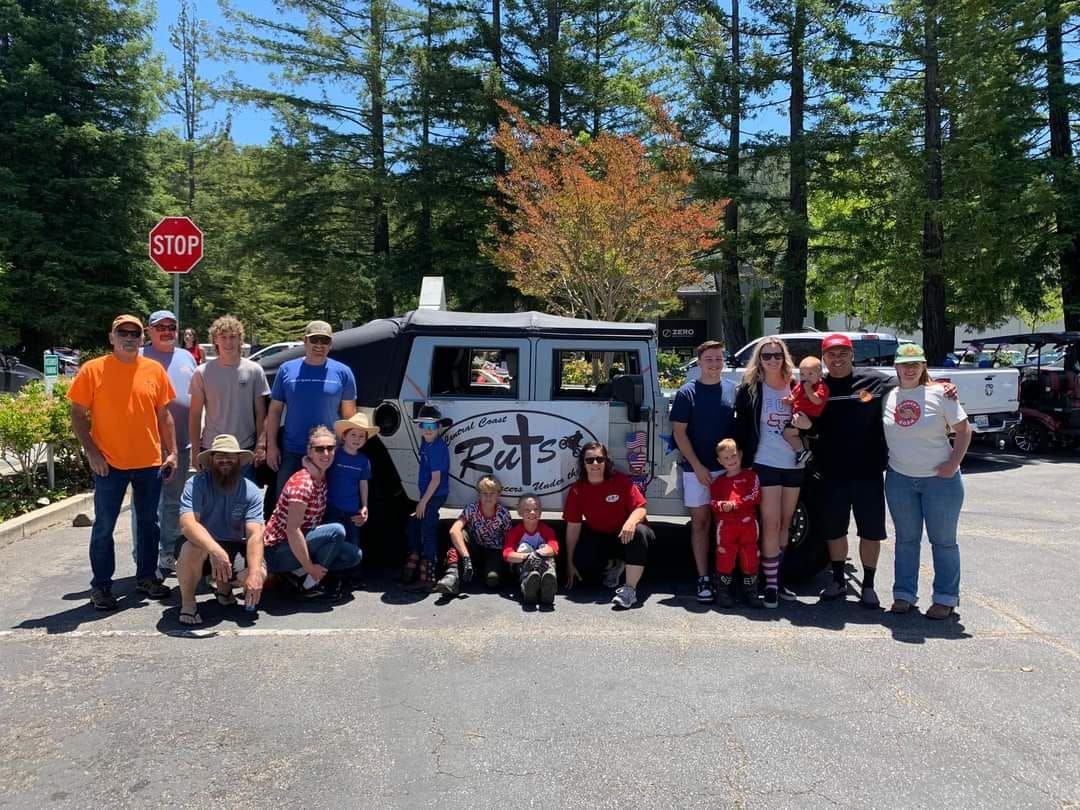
left=419, top=0, right=433, bottom=277
left=780, top=0, right=808, bottom=332
left=371, top=0, right=393, bottom=316
left=492, top=0, right=506, bottom=177
left=720, top=0, right=747, bottom=350
left=1046, top=0, right=1080, bottom=330
left=546, top=0, right=561, bottom=127
left=921, top=1, right=948, bottom=365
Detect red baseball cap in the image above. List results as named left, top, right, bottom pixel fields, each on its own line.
left=821, top=333, right=853, bottom=351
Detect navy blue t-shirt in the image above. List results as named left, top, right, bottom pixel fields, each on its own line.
left=271, top=358, right=357, bottom=454
left=327, top=448, right=372, bottom=513
left=669, top=378, right=737, bottom=471
left=419, top=436, right=450, bottom=497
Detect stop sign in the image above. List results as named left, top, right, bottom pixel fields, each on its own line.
left=148, top=216, right=203, bottom=273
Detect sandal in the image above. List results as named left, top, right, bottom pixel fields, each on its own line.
left=179, top=606, right=202, bottom=626
left=890, top=599, right=913, bottom=614
left=925, top=603, right=955, bottom=620
left=215, top=589, right=237, bottom=606
left=399, top=553, right=420, bottom=583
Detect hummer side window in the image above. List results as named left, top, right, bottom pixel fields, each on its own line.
left=430, top=347, right=518, bottom=398
left=553, top=349, right=640, bottom=399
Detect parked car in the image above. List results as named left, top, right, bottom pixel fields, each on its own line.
left=249, top=341, right=302, bottom=365
left=0, top=353, right=44, bottom=394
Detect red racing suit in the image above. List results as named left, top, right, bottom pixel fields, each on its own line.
left=709, top=469, right=762, bottom=576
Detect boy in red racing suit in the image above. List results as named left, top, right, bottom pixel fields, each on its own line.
left=709, top=438, right=762, bottom=608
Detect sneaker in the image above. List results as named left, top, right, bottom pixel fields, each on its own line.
left=601, top=559, right=625, bottom=589
left=740, top=576, right=762, bottom=608
left=795, top=448, right=813, bottom=465
left=860, top=586, right=881, bottom=609
left=696, top=576, right=714, bottom=603
left=135, top=578, right=171, bottom=600
left=90, top=587, right=117, bottom=611
left=521, top=570, right=541, bottom=605
left=612, top=584, right=637, bottom=609
left=778, top=585, right=798, bottom=602
left=539, top=570, right=557, bottom=606
left=715, top=575, right=734, bottom=608
left=820, top=579, right=847, bottom=601
left=763, top=586, right=779, bottom=609
left=485, top=569, right=501, bottom=589
left=433, top=566, right=460, bottom=595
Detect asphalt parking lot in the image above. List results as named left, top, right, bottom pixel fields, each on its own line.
left=1, top=447, right=1078, bottom=809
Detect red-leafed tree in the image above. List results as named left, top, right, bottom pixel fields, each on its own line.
left=488, top=102, right=726, bottom=323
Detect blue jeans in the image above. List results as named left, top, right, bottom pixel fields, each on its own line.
left=885, top=468, right=964, bottom=607
left=406, top=495, right=447, bottom=561
left=263, top=523, right=361, bottom=573
left=131, top=446, right=190, bottom=570
left=324, top=505, right=363, bottom=548
left=90, top=466, right=163, bottom=589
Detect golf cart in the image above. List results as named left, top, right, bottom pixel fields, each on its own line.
left=968, top=332, right=1080, bottom=453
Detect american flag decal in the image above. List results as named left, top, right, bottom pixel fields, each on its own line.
left=626, top=430, right=647, bottom=475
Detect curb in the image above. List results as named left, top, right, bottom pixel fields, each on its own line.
left=0, top=491, right=130, bottom=546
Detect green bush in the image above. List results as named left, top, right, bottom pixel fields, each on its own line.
left=0, top=380, right=81, bottom=489
left=657, top=351, right=685, bottom=389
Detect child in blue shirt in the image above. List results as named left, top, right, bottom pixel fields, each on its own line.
left=327, top=413, right=380, bottom=551
left=402, top=403, right=452, bottom=587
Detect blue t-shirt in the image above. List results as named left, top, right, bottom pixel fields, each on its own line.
left=140, top=346, right=198, bottom=450
left=327, top=448, right=372, bottom=513
left=669, top=378, right=736, bottom=471
left=271, top=358, right=357, bottom=454
left=419, top=436, right=450, bottom=498
left=179, top=471, right=264, bottom=543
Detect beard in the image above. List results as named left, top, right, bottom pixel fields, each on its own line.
left=211, top=462, right=243, bottom=491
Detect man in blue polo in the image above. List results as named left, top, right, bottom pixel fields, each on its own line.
left=671, top=339, right=737, bottom=603
left=264, top=320, right=356, bottom=504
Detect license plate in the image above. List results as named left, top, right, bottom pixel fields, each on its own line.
left=974, top=414, right=989, bottom=427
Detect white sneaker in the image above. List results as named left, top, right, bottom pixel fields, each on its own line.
left=612, top=585, right=637, bottom=609
left=602, top=559, right=625, bottom=589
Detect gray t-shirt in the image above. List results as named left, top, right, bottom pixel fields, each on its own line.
left=753, top=382, right=800, bottom=470
left=190, top=357, right=270, bottom=450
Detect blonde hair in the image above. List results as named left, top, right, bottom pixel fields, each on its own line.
left=799, top=355, right=822, bottom=372
left=307, top=425, right=335, bottom=446
left=209, top=315, right=244, bottom=350
left=742, top=338, right=795, bottom=388
left=476, top=475, right=503, bottom=495
left=715, top=438, right=739, bottom=455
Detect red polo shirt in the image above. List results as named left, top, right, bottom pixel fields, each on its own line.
left=562, top=471, right=646, bottom=535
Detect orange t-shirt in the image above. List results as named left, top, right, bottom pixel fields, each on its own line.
left=67, top=355, right=175, bottom=470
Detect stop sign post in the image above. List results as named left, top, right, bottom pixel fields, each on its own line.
left=149, top=216, right=203, bottom=327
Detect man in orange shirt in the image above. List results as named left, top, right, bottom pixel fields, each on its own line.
left=68, top=315, right=179, bottom=610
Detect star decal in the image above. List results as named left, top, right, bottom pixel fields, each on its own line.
left=658, top=459, right=681, bottom=496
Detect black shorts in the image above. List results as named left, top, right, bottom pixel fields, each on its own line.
left=176, top=536, right=250, bottom=577
left=753, top=463, right=805, bottom=488
left=821, top=474, right=886, bottom=541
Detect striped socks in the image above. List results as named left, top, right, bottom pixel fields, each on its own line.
left=762, top=555, right=780, bottom=589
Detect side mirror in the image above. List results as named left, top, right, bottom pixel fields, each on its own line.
left=610, top=374, right=645, bottom=422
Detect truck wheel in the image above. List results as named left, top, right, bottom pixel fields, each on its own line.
left=1011, top=422, right=1046, bottom=454
left=780, top=499, right=828, bottom=584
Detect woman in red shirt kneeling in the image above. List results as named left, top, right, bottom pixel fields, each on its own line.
left=563, top=441, right=653, bottom=609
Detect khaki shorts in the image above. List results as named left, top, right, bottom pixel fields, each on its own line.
left=682, top=470, right=723, bottom=508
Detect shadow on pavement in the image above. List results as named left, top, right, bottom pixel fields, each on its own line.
left=14, top=577, right=169, bottom=634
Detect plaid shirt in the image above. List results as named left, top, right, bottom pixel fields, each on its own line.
left=264, top=468, right=327, bottom=547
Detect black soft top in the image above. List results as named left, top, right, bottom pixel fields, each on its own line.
left=260, top=310, right=655, bottom=406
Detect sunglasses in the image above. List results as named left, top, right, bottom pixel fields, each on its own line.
left=115, top=328, right=142, bottom=338
left=418, top=421, right=439, bottom=430
left=308, top=336, right=331, bottom=345
left=760, top=352, right=783, bottom=361
left=309, top=445, right=335, bottom=454
left=153, top=324, right=177, bottom=332
left=583, top=456, right=606, bottom=465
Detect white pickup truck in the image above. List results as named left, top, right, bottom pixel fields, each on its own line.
left=719, top=332, right=1020, bottom=436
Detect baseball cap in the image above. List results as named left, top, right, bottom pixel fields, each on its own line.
left=821, top=333, right=853, bottom=351
left=112, top=314, right=144, bottom=331
left=148, top=310, right=178, bottom=326
left=304, top=320, right=333, bottom=338
left=894, top=343, right=927, bottom=364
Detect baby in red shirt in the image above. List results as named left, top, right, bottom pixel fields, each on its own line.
left=783, top=355, right=829, bottom=464
left=709, top=439, right=762, bottom=608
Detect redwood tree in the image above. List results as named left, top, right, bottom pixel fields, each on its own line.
left=488, top=103, right=726, bottom=322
